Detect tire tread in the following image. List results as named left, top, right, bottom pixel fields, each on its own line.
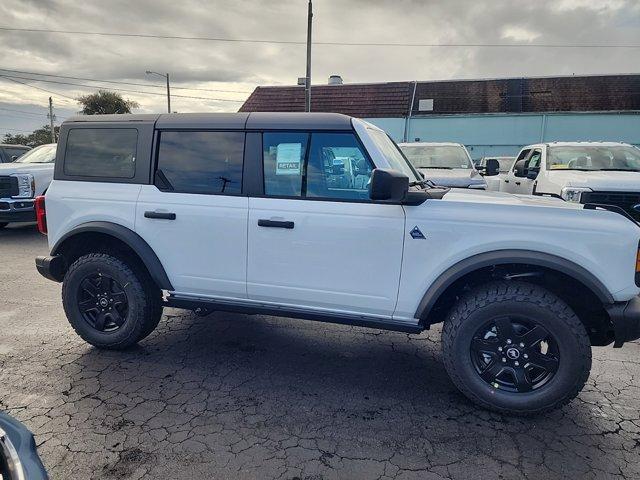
left=442, top=281, right=592, bottom=416
left=62, top=253, right=161, bottom=349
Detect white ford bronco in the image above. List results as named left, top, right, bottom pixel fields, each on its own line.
left=500, top=142, right=640, bottom=221
left=35, top=113, right=640, bottom=415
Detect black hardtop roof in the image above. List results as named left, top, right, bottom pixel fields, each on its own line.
left=63, top=112, right=354, bottom=131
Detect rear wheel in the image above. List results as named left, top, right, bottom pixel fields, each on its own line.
left=442, top=281, right=591, bottom=415
left=0, top=222, right=8, bottom=229
left=62, top=253, right=162, bottom=349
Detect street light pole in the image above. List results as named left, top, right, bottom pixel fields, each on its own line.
left=305, top=0, right=313, bottom=112
left=146, top=71, right=171, bottom=113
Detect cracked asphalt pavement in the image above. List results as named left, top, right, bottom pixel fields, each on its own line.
left=1, top=223, right=639, bottom=479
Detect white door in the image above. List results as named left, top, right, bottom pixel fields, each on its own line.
left=504, top=148, right=529, bottom=193
left=246, top=131, right=405, bottom=317
left=136, top=130, right=248, bottom=299
left=513, top=149, right=542, bottom=194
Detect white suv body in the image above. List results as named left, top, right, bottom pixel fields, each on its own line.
left=0, top=144, right=56, bottom=227
left=499, top=142, right=640, bottom=218
left=35, top=113, right=640, bottom=415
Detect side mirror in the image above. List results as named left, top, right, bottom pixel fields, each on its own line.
left=484, top=158, right=500, bottom=176
left=369, top=169, right=409, bottom=202
left=10, top=155, right=18, bottom=162
left=514, top=159, right=527, bottom=177
left=527, top=167, right=539, bottom=180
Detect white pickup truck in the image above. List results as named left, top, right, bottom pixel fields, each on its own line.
left=498, top=142, right=640, bottom=220
left=0, top=143, right=56, bottom=228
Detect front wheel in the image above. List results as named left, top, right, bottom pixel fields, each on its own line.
left=62, top=253, right=162, bottom=349
left=442, top=281, right=591, bottom=415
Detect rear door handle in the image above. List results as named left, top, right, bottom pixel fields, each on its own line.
left=515, top=181, right=521, bottom=186
left=258, top=219, right=294, bottom=229
left=504, top=179, right=510, bottom=183
left=145, top=211, right=176, bottom=220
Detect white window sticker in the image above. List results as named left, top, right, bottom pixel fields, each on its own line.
left=276, top=143, right=302, bottom=175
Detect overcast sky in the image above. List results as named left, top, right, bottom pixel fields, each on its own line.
left=1, top=0, right=639, bottom=138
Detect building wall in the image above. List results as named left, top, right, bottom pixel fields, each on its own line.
left=365, top=112, right=640, bottom=159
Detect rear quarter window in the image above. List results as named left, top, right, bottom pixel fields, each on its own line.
left=64, top=128, right=138, bottom=178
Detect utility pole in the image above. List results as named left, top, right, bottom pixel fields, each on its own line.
left=165, top=73, right=171, bottom=113
left=47, top=97, right=56, bottom=143
left=305, top=0, right=313, bottom=112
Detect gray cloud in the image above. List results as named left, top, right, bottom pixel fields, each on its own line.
left=1, top=0, right=638, bottom=136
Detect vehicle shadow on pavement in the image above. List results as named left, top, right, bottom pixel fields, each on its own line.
left=0, top=222, right=39, bottom=237
left=48, top=309, right=631, bottom=479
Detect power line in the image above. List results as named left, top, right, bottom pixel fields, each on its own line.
left=0, top=26, right=638, bottom=48
left=0, top=75, right=77, bottom=101
left=0, top=73, right=245, bottom=102
left=0, top=67, right=252, bottom=94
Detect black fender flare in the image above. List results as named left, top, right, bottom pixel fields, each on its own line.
left=415, top=249, right=614, bottom=323
left=52, top=221, right=174, bottom=290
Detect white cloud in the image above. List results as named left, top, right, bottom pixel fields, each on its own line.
left=501, top=26, right=541, bottom=43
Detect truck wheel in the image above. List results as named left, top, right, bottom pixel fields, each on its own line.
left=62, top=253, right=162, bottom=349
left=442, top=281, right=591, bottom=415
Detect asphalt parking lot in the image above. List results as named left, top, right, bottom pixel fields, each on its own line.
left=0, top=224, right=639, bottom=479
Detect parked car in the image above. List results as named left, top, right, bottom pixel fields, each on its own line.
left=0, top=411, right=48, bottom=480
left=502, top=142, right=640, bottom=218
left=0, top=144, right=31, bottom=163
left=398, top=142, right=487, bottom=189
left=35, top=113, right=640, bottom=415
left=477, top=156, right=516, bottom=191
left=0, top=143, right=56, bottom=228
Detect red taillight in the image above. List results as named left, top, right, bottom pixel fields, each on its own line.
left=35, top=195, right=47, bottom=235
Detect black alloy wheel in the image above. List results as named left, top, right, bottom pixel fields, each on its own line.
left=77, top=273, right=129, bottom=332
left=470, top=315, right=560, bottom=393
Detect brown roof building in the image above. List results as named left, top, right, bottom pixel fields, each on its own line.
left=239, top=74, right=640, bottom=117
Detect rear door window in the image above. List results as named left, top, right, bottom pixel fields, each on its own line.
left=262, top=132, right=308, bottom=197
left=155, top=131, right=245, bottom=195
left=64, top=128, right=137, bottom=178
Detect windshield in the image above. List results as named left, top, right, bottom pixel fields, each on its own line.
left=367, top=129, right=420, bottom=181
left=547, top=145, right=640, bottom=172
left=400, top=145, right=473, bottom=169
left=15, top=144, right=56, bottom=164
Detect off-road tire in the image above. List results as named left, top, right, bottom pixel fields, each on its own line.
left=62, top=253, right=162, bottom=349
left=442, top=281, right=592, bottom=415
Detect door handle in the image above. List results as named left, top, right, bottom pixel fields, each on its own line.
left=258, top=219, right=294, bottom=229
left=504, top=179, right=510, bottom=183
left=515, top=181, right=521, bottom=186
left=144, top=211, right=176, bottom=220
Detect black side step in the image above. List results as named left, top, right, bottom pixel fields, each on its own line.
left=164, top=296, right=424, bottom=334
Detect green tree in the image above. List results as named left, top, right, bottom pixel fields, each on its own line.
left=2, top=125, right=60, bottom=147
left=76, top=90, right=139, bottom=115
